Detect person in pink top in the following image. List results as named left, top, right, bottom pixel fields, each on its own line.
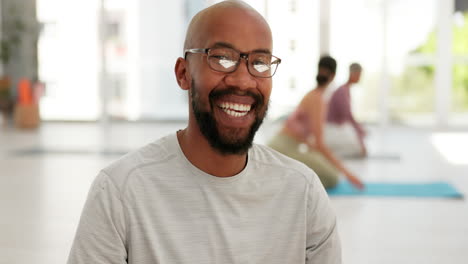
left=325, top=63, right=367, bottom=157
left=268, top=56, right=364, bottom=190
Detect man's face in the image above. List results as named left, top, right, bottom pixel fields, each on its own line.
left=190, top=80, right=267, bottom=155
left=350, top=71, right=362, bottom=83
left=186, top=8, right=273, bottom=155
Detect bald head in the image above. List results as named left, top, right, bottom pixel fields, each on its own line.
left=183, top=0, right=272, bottom=53
left=349, top=63, right=362, bottom=73
left=348, top=63, right=362, bottom=84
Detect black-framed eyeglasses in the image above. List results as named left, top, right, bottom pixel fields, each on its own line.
left=184, top=47, right=281, bottom=78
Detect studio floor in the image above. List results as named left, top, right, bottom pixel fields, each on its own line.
left=1, top=121, right=468, bottom=264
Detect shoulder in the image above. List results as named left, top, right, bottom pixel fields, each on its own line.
left=310, top=90, right=325, bottom=105
left=100, top=133, right=180, bottom=193
left=333, top=84, right=348, bottom=97
left=328, top=84, right=341, bottom=97
left=250, top=144, right=320, bottom=187
left=300, top=90, right=324, bottom=111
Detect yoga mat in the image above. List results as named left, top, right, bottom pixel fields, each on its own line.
left=327, top=181, right=463, bottom=199
left=342, top=153, right=401, bottom=161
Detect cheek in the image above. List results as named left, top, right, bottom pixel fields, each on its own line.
left=189, top=57, right=217, bottom=85
left=191, top=75, right=223, bottom=108
left=259, top=79, right=272, bottom=101
left=196, top=75, right=233, bottom=103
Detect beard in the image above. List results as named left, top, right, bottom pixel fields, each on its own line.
left=190, top=80, right=268, bottom=155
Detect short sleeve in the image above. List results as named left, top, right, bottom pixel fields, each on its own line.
left=67, top=172, right=128, bottom=264
left=305, top=174, right=342, bottom=264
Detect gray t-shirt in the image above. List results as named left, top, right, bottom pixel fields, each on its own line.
left=67, top=133, right=341, bottom=264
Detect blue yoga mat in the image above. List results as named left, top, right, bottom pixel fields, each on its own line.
left=327, top=181, right=463, bottom=199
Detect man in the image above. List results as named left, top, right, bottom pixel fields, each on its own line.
left=67, top=1, right=341, bottom=263
left=325, top=63, right=367, bottom=157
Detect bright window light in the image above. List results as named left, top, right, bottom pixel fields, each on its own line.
left=431, top=133, right=468, bottom=165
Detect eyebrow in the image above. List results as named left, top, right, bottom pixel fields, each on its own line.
left=211, top=42, right=272, bottom=54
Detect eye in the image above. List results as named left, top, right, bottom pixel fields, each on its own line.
left=211, top=54, right=231, bottom=60
left=252, top=62, right=270, bottom=73
left=209, top=48, right=238, bottom=69
left=251, top=55, right=271, bottom=73
left=209, top=48, right=236, bottom=61
left=218, top=59, right=237, bottom=69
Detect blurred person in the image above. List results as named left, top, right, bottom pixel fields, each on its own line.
left=67, top=1, right=341, bottom=263
left=268, top=56, right=364, bottom=190
left=325, top=63, right=367, bottom=157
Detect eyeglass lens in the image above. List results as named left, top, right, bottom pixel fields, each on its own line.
left=207, top=48, right=279, bottom=77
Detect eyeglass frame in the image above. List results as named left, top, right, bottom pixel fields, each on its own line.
left=184, top=47, right=281, bottom=78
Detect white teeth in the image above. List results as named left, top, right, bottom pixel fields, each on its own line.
left=219, top=102, right=251, bottom=112
left=218, top=102, right=251, bottom=117
left=223, top=109, right=248, bottom=117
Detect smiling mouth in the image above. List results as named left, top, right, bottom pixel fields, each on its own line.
left=217, top=102, right=252, bottom=117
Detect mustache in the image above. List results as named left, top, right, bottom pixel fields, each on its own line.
left=208, top=87, right=264, bottom=108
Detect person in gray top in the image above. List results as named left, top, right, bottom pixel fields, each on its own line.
left=67, top=1, right=342, bottom=263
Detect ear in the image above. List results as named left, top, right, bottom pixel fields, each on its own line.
left=175, top=57, right=191, bottom=90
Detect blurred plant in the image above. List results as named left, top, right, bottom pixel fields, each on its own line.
left=396, top=11, right=468, bottom=113
left=0, top=77, right=13, bottom=117
left=0, top=6, right=25, bottom=64
left=0, top=5, right=27, bottom=120
left=392, top=67, right=434, bottom=112
left=452, top=12, right=468, bottom=112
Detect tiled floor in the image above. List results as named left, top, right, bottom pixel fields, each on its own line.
left=1, top=121, right=468, bottom=264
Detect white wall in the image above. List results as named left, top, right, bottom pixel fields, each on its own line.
left=264, top=0, right=320, bottom=119
left=38, top=0, right=100, bottom=120
left=134, top=0, right=186, bottom=120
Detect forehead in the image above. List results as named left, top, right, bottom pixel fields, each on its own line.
left=198, top=7, right=272, bottom=53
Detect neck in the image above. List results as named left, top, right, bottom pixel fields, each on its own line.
left=316, top=84, right=327, bottom=91
left=177, top=125, right=248, bottom=177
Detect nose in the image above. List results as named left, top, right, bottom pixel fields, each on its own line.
left=224, top=58, right=257, bottom=90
